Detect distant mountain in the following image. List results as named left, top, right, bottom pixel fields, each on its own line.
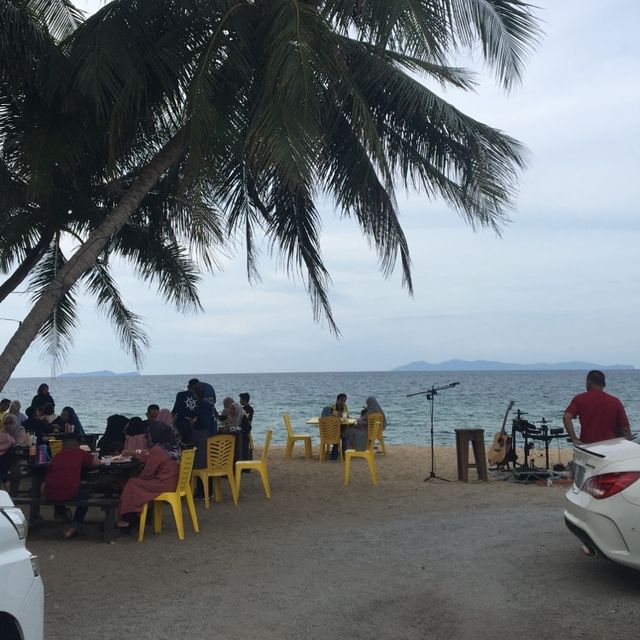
left=58, top=370, right=140, bottom=378
left=392, top=360, right=635, bottom=372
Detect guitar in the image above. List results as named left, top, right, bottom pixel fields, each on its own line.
left=487, top=400, right=516, bottom=466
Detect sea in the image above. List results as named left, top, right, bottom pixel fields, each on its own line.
left=3, top=370, right=640, bottom=447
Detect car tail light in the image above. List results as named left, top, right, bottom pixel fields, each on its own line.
left=582, top=471, right=640, bottom=499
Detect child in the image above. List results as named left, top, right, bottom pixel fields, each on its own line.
left=121, top=417, right=149, bottom=455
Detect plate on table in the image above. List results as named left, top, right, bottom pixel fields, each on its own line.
left=108, top=455, right=133, bottom=464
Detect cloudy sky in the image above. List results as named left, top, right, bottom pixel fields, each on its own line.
left=1, top=0, right=639, bottom=377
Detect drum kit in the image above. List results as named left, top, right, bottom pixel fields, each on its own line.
left=501, top=408, right=568, bottom=476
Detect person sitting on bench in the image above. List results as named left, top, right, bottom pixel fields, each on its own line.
left=43, top=433, right=102, bottom=539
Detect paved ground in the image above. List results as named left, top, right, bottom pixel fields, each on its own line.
left=27, top=446, right=640, bottom=640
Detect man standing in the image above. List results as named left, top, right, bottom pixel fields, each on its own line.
left=172, top=379, right=199, bottom=445
left=563, top=370, right=632, bottom=444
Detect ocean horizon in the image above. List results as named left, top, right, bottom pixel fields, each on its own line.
left=3, top=369, right=640, bottom=448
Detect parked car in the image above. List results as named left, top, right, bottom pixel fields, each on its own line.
left=0, top=490, right=44, bottom=640
left=564, top=436, right=640, bottom=569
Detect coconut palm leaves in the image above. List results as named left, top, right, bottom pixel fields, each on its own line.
left=0, top=0, right=542, bottom=386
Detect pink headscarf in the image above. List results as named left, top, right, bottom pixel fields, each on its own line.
left=157, top=408, right=173, bottom=427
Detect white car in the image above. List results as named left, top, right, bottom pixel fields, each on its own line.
left=0, top=490, right=44, bottom=640
left=565, top=436, right=640, bottom=569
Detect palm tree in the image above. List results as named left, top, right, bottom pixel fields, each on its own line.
left=0, top=0, right=541, bottom=387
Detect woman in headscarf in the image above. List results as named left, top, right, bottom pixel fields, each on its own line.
left=52, top=406, right=85, bottom=435
left=116, top=421, right=181, bottom=528
left=220, top=397, right=243, bottom=431
left=155, top=407, right=184, bottom=450
left=346, top=396, right=387, bottom=450
left=8, top=400, right=28, bottom=424
left=157, top=408, right=173, bottom=427
left=2, top=414, right=26, bottom=446
left=97, top=414, right=128, bottom=457
left=121, top=417, right=149, bottom=454
left=30, top=383, right=55, bottom=412
left=192, top=382, right=217, bottom=470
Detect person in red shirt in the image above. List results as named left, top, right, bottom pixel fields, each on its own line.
left=563, top=370, right=632, bottom=445
left=43, top=434, right=102, bottom=539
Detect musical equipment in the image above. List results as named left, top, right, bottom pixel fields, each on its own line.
left=487, top=400, right=515, bottom=467
left=407, top=382, right=461, bottom=482
left=509, top=411, right=566, bottom=471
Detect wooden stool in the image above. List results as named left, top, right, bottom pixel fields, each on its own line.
left=455, top=429, right=488, bottom=482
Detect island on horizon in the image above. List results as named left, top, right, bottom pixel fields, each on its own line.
left=58, top=370, right=140, bottom=378
left=392, top=359, right=636, bottom=372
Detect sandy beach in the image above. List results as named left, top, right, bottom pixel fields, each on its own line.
left=25, top=444, right=640, bottom=640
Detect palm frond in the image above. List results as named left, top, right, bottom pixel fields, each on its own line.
left=28, top=236, right=77, bottom=373
left=83, top=259, right=149, bottom=369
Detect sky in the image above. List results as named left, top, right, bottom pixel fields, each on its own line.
left=1, top=0, right=640, bottom=377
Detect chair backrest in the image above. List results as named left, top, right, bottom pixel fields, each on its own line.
left=49, top=439, right=63, bottom=457
left=367, top=412, right=384, bottom=440
left=366, top=421, right=381, bottom=452
left=176, top=448, right=196, bottom=494
left=318, top=416, right=341, bottom=444
left=260, top=430, right=273, bottom=461
left=206, top=435, right=235, bottom=474
left=282, top=413, right=293, bottom=437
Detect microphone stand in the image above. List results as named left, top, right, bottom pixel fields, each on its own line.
left=407, top=382, right=460, bottom=482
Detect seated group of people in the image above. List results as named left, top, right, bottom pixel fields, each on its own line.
left=37, top=381, right=255, bottom=539
left=321, top=393, right=387, bottom=458
left=0, top=384, right=85, bottom=477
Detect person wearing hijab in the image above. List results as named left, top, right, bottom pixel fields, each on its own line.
left=116, top=422, right=181, bottom=529
left=0, top=421, right=16, bottom=478
left=52, top=406, right=85, bottom=435
left=97, top=415, right=128, bottom=457
left=2, top=414, right=26, bottom=446
left=121, top=417, right=149, bottom=455
left=347, top=396, right=387, bottom=450
left=220, top=397, right=243, bottom=431
left=157, top=408, right=173, bottom=427
left=30, top=383, right=55, bottom=412
left=8, top=400, right=28, bottom=424
left=192, top=382, right=217, bottom=471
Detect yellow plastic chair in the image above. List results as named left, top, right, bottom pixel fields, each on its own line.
left=344, top=422, right=381, bottom=485
left=283, top=413, right=313, bottom=458
left=48, top=439, right=63, bottom=457
left=138, top=448, right=199, bottom=541
left=367, top=412, right=387, bottom=454
left=191, top=435, right=238, bottom=508
left=318, top=416, right=342, bottom=462
left=235, top=430, right=272, bottom=499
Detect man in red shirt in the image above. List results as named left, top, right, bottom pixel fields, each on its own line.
left=43, top=434, right=102, bottom=538
left=563, top=370, right=632, bottom=445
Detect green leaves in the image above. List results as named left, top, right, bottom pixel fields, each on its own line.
left=1, top=0, right=543, bottom=371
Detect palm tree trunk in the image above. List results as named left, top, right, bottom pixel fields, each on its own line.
left=0, top=129, right=186, bottom=389
left=0, top=229, right=55, bottom=304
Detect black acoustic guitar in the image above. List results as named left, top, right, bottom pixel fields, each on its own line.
left=487, top=400, right=515, bottom=466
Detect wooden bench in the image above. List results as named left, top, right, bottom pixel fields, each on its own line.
left=12, top=496, right=119, bottom=543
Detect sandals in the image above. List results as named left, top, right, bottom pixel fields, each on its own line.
left=63, top=527, right=80, bottom=540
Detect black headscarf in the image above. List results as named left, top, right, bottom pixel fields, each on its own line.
left=97, top=414, right=128, bottom=456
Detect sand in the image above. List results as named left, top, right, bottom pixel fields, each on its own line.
left=24, top=444, right=640, bottom=640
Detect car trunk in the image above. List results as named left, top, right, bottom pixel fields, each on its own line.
left=572, top=437, right=640, bottom=491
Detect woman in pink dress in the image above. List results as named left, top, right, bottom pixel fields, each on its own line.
left=116, top=422, right=180, bottom=528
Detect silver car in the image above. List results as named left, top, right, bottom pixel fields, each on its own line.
left=0, top=490, right=44, bottom=640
